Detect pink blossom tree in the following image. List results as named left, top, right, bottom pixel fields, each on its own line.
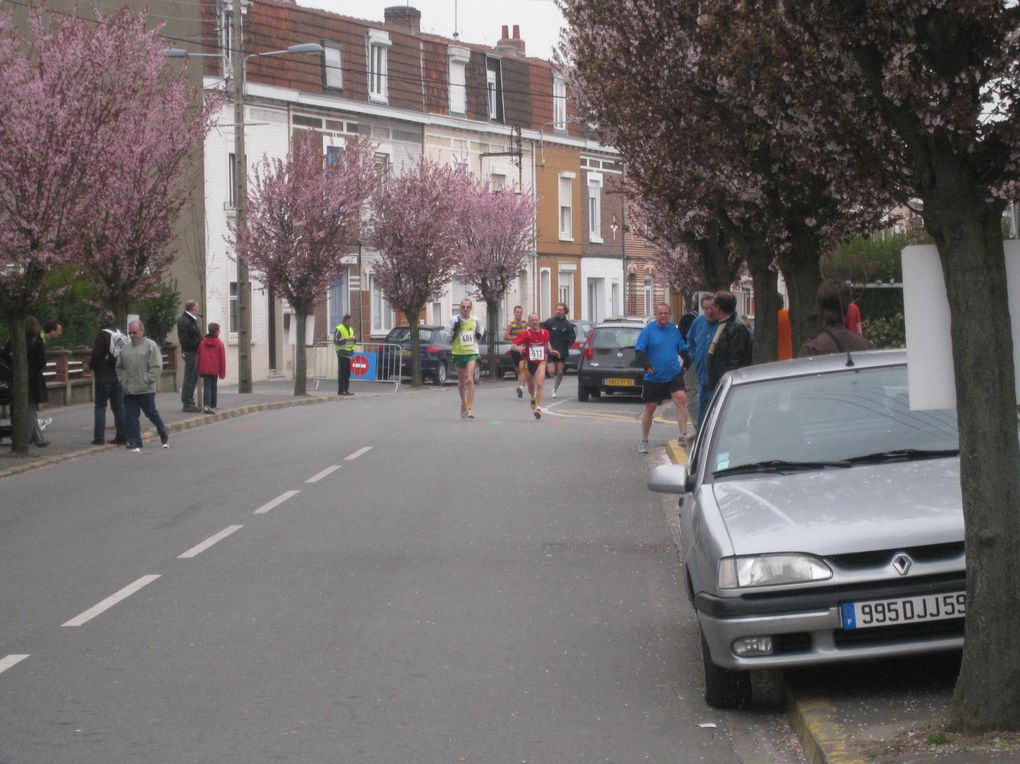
left=232, top=130, right=378, bottom=395
left=0, top=9, right=199, bottom=453
left=455, top=180, right=535, bottom=378
left=367, top=157, right=471, bottom=386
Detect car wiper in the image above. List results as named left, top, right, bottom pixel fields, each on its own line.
left=847, top=448, right=959, bottom=464
left=713, top=459, right=852, bottom=478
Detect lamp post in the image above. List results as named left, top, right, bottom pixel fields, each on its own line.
left=167, top=37, right=322, bottom=393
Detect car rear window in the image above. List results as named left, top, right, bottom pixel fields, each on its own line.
left=591, top=327, right=642, bottom=350
left=708, top=365, right=959, bottom=472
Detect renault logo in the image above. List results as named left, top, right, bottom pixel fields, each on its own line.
left=892, top=553, right=913, bottom=576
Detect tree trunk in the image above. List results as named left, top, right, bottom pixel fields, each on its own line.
left=293, top=308, right=308, bottom=396
left=746, top=241, right=779, bottom=364
left=778, top=237, right=822, bottom=353
left=485, top=298, right=499, bottom=381
left=409, top=315, right=424, bottom=387
left=935, top=201, right=1020, bottom=733
left=4, top=315, right=30, bottom=455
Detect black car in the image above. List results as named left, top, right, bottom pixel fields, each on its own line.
left=565, top=319, right=595, bottom=371
left=382, top=326, right=480, bottom=386
left=575, top=319, right=647, bottom=401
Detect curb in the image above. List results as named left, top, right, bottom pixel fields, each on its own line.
left=0, top=394, right=336, bottom=481
left=661, top=437, right=856, bottom=764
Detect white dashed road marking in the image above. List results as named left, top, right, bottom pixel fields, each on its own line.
left=306, top=465, right=341, bottom=483
left=344, top=446, right=372, bottom=461
left=61, top=574, right=161, bottom=627
left=178, top=525, right=244, bottom=559
left=0, top=655, right=29, bottom=675
left=254, top=490, right=301, bottom=515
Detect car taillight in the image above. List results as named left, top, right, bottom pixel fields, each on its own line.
left=570, top=340, right=581, bottom=349
left=584, top=346, right=593, bottom=360
left=424, top=344, right=441, bottom=354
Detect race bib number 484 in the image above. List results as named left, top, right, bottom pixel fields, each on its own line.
left=460, top=331, right=476, bottom=346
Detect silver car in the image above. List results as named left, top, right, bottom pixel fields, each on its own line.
left=648, top=350, right=964, bottom=709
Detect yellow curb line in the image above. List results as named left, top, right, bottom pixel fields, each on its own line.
left=0, top=395, right=337, bottom=481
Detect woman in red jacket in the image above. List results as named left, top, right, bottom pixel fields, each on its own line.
left=196, top=323, right=226, bottom=414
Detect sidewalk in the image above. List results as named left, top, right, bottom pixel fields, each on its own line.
left=0, top=377, right=386, bottom=480
left=662, top=440, right=1018, bottom=764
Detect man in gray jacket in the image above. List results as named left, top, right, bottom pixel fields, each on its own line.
left=117, top=319, right=169, bottom=452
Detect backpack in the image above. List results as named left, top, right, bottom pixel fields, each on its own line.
left=104, top=328, right=129, bottom=360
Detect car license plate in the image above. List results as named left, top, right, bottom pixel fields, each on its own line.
left=840, top=591, right=966, bottom=630
left=605, top=378, right=635, bottom=387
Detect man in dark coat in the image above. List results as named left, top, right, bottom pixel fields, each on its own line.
left=707, top=291, right=753, bottom=391
left=89, top=312, right=126, bottom=445
left=798, top=280, right=873, bottom=357
left=176, top=299, right=202, bottom=412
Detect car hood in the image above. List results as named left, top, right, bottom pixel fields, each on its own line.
left=709, top=459, right=962, bottom=557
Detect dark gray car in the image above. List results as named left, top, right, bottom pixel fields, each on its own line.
left=648, top=350, right=964, bottom=709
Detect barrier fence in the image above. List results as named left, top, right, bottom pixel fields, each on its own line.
left=310, top=342, right=403, bottom=392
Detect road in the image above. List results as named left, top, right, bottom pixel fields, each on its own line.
left=0, top=377, right=802, bottom=763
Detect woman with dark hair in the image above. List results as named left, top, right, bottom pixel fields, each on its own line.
left=798, top=280, right=873, bottom=357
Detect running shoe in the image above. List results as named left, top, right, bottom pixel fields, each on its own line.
left=534, top=407, right=542, bottom=420
left=639, top=440, right=649, bottom=454
left=530, top=397, right=537, bottom=411
left=552, top=389, right=558, bottom=399
left=40, top=417, right=53, bottom=431
left=130, top=447, right=141, bottom=453
left=460, top=405, right=468, bottom=419
left=160, top=430, right=169, bottom=448
left=516, top=386, right=523, bottom=399
left=466, top=408, right=475, bottom=420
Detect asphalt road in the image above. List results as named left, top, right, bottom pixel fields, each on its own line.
left=0, top=377, right=802, bottom=763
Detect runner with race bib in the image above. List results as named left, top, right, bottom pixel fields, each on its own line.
left=512, top=312, right=560, bottom=420
left=446, top=298, right=481, bottom=419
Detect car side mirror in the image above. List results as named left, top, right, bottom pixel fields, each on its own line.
left=647, top=464, right=692, bottom=495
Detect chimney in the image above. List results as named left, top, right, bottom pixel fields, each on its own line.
left=496, top=23, right=526, bottom=56
left=384, top=5, right=421, bottom=33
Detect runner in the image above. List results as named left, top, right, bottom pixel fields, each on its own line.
left=445, top=298, right=481, bottom=419
left=541, top=302, right=575, bottom=399
left=513, top=312, right=560, bottom=420
left=502, top=304, right=528, bottom=398
left=635, top=303, right=689, bottom=453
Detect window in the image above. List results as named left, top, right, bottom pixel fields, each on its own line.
left=491, top=173, right=506, bottom=191
left=485, top=58, right=503, bottom=121
left=222, top=11, right=233, bottom=74
left=448, top=47, right=469, bottom=115
left=558, top=173, right=574, bottom=241
left=370, top=274, right=395, bottom=333
left=229, top=281, right=239, bottom=333
left=643, top=276, right=653, bottom=316
left=553, top=77, right=567, bottom=130
left=227, top=152, right=235, bottom=208
left=323, top=40, right=342, bottom=90
left=368, top=30, right=391, bottom=103
left=325, top=145, right=343, bottom=165
left=374, top=152, right=390, bottom=180
left=558, top=272, right=574, bottom=309
left=588, top=173, right=603, bottom=242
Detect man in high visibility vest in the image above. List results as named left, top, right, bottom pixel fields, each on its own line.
left=334, top=314, right=357, bottom=396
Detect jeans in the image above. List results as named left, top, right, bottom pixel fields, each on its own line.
left=202, top=375, right=218, bottom=409
left=94, top=375, right=125, bottom=442
left=697, top=381, right=714, bottom=429
left=181, top=351, right=198, bottom=406
left=337, top=353, right=351, bottom=393
left=123, top=393, right=168, bottom=448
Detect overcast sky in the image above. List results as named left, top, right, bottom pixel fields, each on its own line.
left=294, top=0, right=568, bottom=60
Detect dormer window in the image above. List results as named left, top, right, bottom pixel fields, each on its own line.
left=368, top=29, right=391, bottom=103
left=553, top=77, right=567, bottom=130
left=448, top=46, right=470, bottom=115
left=323, top=40, right=342, bottom=91
left=485, top=58, right=503, bottom=122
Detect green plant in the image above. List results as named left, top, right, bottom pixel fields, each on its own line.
left=862, top=313, right=905, bottom=348
left=927, top=731, right=951, bottom=746
left=135, top=281, right=180, bottom=347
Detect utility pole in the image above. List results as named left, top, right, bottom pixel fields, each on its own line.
left=232, top=0, right=253, bottom=392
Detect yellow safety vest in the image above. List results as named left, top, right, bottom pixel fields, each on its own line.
left=334, top=324, right=357, bottom=354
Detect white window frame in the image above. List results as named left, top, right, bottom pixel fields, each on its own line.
left=486, top=68, right=498, bottom=120
left=558, top=172, right=575, bottom=241
left=643, top=276, right=654, bottom=316
left=370, top=274, right=396, bottom=334
left=447, top=46, right=469, bottom=115
left=553, top=77, right=567, bottom=130
left=587, top=172, right=603, bottom=243
left=558, top=271, right=574, bottom=310
left=368, top=29, right=391, bottom=104
left=229, top=281, right=239, bottom=334
left=323, top=40, right=343, bottom=90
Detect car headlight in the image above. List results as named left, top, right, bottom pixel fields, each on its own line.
left=718, top=555, right=832, bottom=589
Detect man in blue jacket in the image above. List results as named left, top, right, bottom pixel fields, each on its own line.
left=685, top=293, right=718, bottom=430
left=635, top=303, right=689, bottom=454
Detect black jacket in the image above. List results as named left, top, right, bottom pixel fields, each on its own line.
left=707, top=315, right=753, bottom=390
left=90, top=328, right=118, bottom=379
left=176, top=311, right=202, bottom=353
left=541, top=316, right=576, bottom=355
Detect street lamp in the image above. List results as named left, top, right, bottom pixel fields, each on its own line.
left=167, top=39, right=323, bottom=393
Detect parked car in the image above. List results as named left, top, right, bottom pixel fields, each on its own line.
left=565, top=319, right=595, bottom=371
left=648, top=350, right=964, bottom=709
left=380, top=326, right=480, bottom=386
left=575, top=319, right=647, bottom=401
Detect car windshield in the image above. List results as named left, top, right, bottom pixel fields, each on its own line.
left=387, top=328, right=436, bottom=343
left=590, top=327, right=642, bottom=350
left=707, top=365, right=959, bottom=477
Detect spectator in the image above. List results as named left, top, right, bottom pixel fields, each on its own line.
left=89, top=312, right=126, bottom=445
left=686, top=293, right=719, bottom=429
left=197, top=323, right=227, bottom=414
left=117, top=319, right=169, bottom=452
left=799, top=280, right=873, bottom=357
left=707, top=291, right=753, bottom=391
left=42, top=318, right=63, bottom=344
left=23, top=316, right=49, bottom=447
left=176, top=299, right=202, bottom=412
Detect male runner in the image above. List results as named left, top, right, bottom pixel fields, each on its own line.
left=635, top=303, right=689, bottom=453
left=502, top=305, right=528, bottom=398
left=541, top=302, right=575, bottom=399
left=445, top=298, right=481, bottom=419
left=513, top=313, right=560, bottom=420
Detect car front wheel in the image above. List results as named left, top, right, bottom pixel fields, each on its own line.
left=433, top=362, right=448, bottom=386
left=700, top=628, right=752, bottom=710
